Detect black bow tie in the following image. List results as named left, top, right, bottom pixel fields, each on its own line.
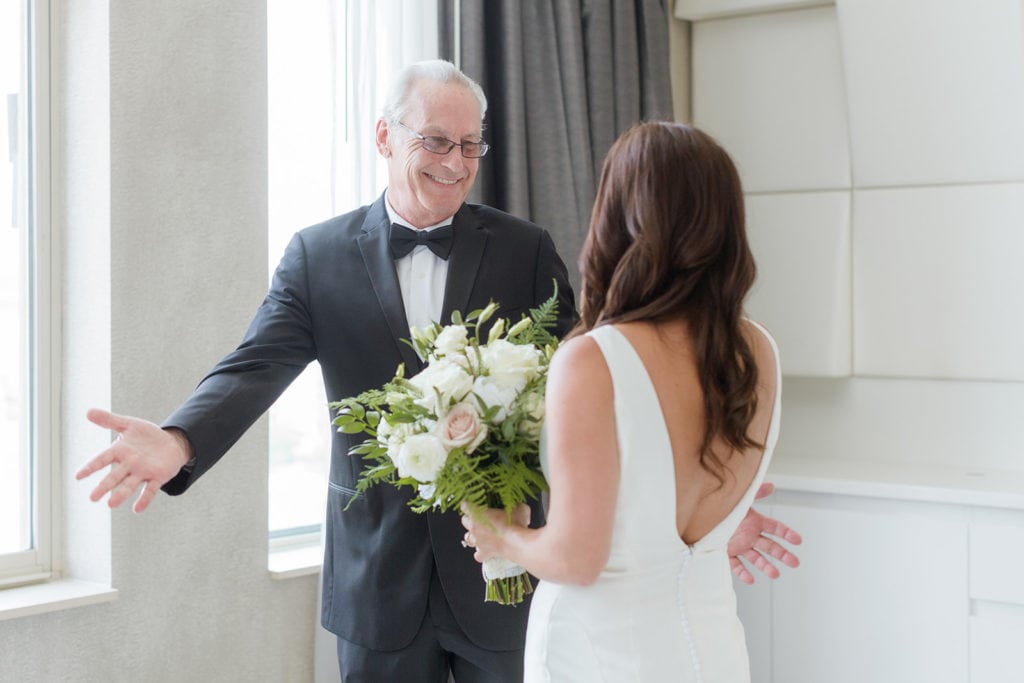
left=389, top=223, right=454, bottom=260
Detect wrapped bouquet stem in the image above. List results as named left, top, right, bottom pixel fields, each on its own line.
left=482, top=556, right=532, bottom=604
left=331, top=289, right=560, bottom=605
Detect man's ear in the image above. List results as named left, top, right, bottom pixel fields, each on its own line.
left=375, top=119, right=391, bottom=157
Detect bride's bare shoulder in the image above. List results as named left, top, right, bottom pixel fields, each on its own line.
left=741, top=318, right=778, bottom=362
left=740, top=319, right=780, bottom=405
left=550, top=331, right=604, bottom=373
left=548, top=332, right=610, bottom=394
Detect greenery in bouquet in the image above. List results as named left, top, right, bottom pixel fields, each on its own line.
left=329, top=290, right=561, bottom=604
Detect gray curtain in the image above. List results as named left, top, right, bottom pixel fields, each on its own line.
left=438, top=0, right=673, bottom=292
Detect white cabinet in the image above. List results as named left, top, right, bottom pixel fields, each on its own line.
left=970, top=614, right=1024, bottom=683
left=968, top=510, right=1024, bottom=682
left=738, top=493, right=970, bottom=682
left=738, top=486, right=1024, bottom=682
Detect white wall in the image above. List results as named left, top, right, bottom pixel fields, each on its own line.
left=677, top=2, right=1024, bottom=678
left=677, top=0, right=1024, bottom=476
left=0, top=2, right=318, bottom=681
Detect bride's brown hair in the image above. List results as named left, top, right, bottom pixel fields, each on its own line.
left=572, top=121, right=760, bottom=481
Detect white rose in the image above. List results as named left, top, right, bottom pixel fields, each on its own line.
left=472, top=376, right=519, bottom=424
left=376, top=415, right=393, bottom=446
left=378, top=417, right=415, bottom=459
left=410, top=359, right=474, bottom=414
left=481, top=340, right=542, bottom=391
left=515, top=389, right=546, bottom=439
left=393, top=433, right=449, bottom=482
left=446, top=344, right=482, bottom=374
left=435, top=401, right=488, bottom=453
left=432, top=325, right=468, bottom=357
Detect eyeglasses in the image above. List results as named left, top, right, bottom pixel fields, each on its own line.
left=395, top=121, right=490, bottom=158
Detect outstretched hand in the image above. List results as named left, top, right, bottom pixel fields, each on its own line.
left=76, top=408, right=193, bottom=513
left=728, top=482, right=802, bottom=585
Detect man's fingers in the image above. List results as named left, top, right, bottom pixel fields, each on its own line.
left=80, top=409, right=169, bottom=514
left=745, top=549, right=782, bottom=579
left=132, top=484, right=162, bottom=514
left=779, top=549, right=800, bottom=569
left=86, top=407, right=132, bottom=433
left=768, top=520, right=802, bottom=545
left=753, top=481, right=775, bottom=501
left=94, top=455, right=125, bottom=492
left=93, top=457, right=141, bottom=507
left=76, top=449, right=114, bottom=480
left=104, top=470, right=142, bottom=509
left=86, top=460, right=121, bottom=501
left=761, top=540, right=800, bottom=568
left=78, top=409, right=133, bottom=481
left=758, top=516, right=803, bottom=547
left=730, top=557, right=755, bottom=585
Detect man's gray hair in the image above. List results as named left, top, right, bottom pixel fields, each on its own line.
left=381, top=59, right=488, bottom=127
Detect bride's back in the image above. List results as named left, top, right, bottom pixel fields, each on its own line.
left=614, top=318, right=779, bottom=545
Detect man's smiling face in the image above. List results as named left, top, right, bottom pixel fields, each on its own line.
left=378, top=79, right=482, bottom=228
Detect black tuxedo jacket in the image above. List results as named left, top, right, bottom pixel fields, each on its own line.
left=162, top=194, right=575, bottom=651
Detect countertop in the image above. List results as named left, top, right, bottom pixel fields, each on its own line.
left=767, top=455, right=1024, bottom=511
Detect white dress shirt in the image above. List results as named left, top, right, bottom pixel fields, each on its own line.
left=385, top=194, right=451, bottom=334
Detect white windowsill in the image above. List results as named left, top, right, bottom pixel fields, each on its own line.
left=268, top=542, right=322, bottom=580
left=0, top=579, right=118, bottom=622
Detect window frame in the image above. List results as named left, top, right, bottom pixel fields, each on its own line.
left=0, top=0, right=57, bottom=591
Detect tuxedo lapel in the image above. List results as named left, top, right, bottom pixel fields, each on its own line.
left=442, top=205, right=487, bottom=323
left=357, top=198, right=422, bottom=373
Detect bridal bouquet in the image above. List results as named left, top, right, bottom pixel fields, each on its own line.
left=330, top=292, right=560, bottom=605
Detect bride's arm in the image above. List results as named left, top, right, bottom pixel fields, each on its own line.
left=461, top=335, right=618, bottom=586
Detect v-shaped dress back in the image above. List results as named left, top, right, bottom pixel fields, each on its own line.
left=523, top=323, right=782, bottom=682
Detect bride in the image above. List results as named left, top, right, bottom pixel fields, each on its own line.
left=462, top=121, right=786, bottom=682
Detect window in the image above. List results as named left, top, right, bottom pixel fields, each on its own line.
left=0, top=0, right=54, bottom=588
left=267, top=1, right=339, bottom=549
left=267, top=1, right=439, bottom=553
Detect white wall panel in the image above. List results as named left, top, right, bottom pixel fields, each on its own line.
left=853, top=183, right=1024, bottom=380
left=836, top=0, right=1024, bottom=186
left=774, top=376, right=1024, bottom=472
left=692, top=6, right=850, bottom=193
left=745, top=192, right=851, bottom=376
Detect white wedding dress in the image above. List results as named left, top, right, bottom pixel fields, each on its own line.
left=523, top=323, right=781, bottom=682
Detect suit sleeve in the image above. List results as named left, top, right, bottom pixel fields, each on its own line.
left=162, top=232, right=318, bottom=494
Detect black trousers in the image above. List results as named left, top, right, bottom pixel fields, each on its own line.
left=335, top=565, right=525, bottom=683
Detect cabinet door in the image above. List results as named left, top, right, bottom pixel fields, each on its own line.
left=766, top=497, right=969, bottom=682
left=735, top=559, right=772, bottom=680
left=969, top=512, right=1024, bottom=681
